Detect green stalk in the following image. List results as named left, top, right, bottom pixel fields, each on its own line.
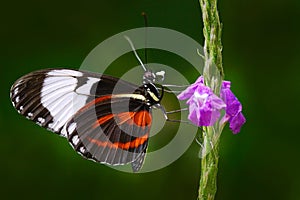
left=198, top=126, right=221, bottom=200
left=198, top=0, right=224, bottom=199
left=200, top=0, right=224, bottom=79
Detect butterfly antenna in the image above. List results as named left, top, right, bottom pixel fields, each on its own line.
left=124, top=35, right=147, bottom=72
left=141, top=12, right=148, bottom=65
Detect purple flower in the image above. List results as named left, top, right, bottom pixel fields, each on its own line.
left=177, top=76, right=226, bottom=126
left=177, top=76, right=246, bottom=134
left=220, top=81, right=246, bottom=134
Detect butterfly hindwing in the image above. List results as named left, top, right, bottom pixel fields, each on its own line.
left=67, top=92, right=152, bottom=172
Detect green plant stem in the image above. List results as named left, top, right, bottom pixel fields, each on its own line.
left=198, top=127, right=220, bottom=200
left=198, top=0, right=224, bottom=200
left=200, top=0, right=224, bottom=78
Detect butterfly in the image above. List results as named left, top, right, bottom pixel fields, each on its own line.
left=10, top=68, right=164, bottom=172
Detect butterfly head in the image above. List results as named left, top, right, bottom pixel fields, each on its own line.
left=143, top=70, right=165, bottom=84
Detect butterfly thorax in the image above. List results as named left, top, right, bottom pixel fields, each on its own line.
left=141, top=83, right=163, bottom=106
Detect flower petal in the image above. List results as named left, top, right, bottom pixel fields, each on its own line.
left=188, top=102, right=200, bottom=126
left=229, top=112, right=246, bottom=134
left=177, top=76, right=206, bottom=100
left=199, top=109, right=213, bottom=126
left=221, top=80, right=246, bottom=133
left=177, top=84, right=198, bottom=100
left=221, top=87, right=241, bottom=116
left=210, top=94, right=227, bottom=110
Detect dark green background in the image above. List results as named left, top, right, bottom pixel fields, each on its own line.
left=1, top=0, right=300, bottom=199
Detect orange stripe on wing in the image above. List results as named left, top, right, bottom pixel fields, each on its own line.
left=78, top=95, right=112, bottom=113
left=92, top=111, right=152, bottom=129
left=93, top=114, right=114, bottom=128
left=87, top=135, right=148, bottom=150
left=115, top=111, right=152, bottom=127
left=116, top=112, right=135, bottom=124
left=133, top=110, right=152, bottom=127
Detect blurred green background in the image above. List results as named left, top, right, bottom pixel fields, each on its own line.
left=1, top=0, right=300, bottom=199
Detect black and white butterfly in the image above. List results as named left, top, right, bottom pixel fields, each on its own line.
left=10, top=68, right=165, bottom=172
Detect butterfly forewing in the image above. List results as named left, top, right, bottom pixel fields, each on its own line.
left=10, top=68, right=153, bottom=172
left=11, top=69, right=101, bottom=135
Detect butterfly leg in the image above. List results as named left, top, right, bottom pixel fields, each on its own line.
left=154, top=104, right=191, bottom=124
